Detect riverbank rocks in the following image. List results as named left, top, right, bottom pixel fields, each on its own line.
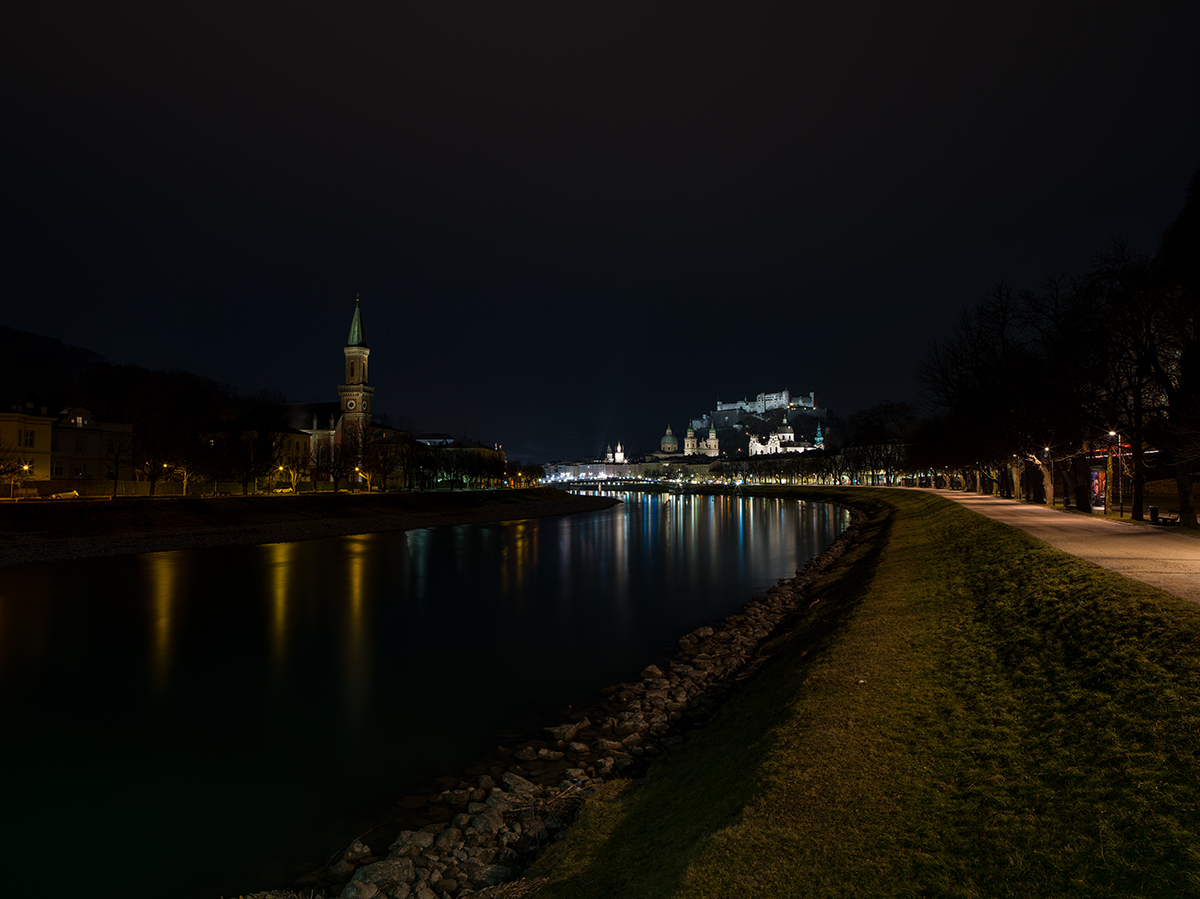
left=285, top=504, right=866, bottom=899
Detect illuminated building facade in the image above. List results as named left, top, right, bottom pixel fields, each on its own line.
left=715, top=389, right=816, bottom=416
left=0, top=404, right=53, bottom=486
left=683, top=425, right=720, bottom=457
left=710, top=389, right=821, bottom=429
left=748, top=418, right=813, bottom=456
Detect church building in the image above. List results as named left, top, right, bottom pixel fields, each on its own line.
left=683, top=424, right=720, bottom=457
left=604, top=442, right=626, bottom=463
left=305, top=298, right=375, bottom=470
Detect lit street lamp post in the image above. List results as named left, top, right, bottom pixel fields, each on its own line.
left=1110, top=430, right=1123, bottom=517
left=13, top=463, right=31, bottom=501
left=1043, top=447, right=1053, bottom=507
left=355, top=467, right=372, bottom=492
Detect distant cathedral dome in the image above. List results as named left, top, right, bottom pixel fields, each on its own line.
left=660, top=425, right=679, bottom=453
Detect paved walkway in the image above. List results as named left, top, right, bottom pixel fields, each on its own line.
left=924, top=489, right=1200, bottom=604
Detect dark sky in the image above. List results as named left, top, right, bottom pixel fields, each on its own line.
left=5, top=1, right=1199, bottom=462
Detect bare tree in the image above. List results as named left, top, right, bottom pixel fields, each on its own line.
left=312, top=440, right=353, bottom=492
left=277, top=439, right=312, bottom=492
left=102, top=434, right=134, bottom=498
left=136, top=449, right=172, bottom=497
left=0, top=438, right=30, bottom=498
left=225, top=429, right=284, bottom=495
left=363, top=435, right=411, bottom=492
left=169, top=458, right=205, bottom=497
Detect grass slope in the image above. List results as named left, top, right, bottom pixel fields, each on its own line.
left=526, top=489, right=1200, bottom=898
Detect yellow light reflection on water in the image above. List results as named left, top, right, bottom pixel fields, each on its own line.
left=342, top=534, right=371, bottom=728
left=146, top=552, right=184, bottom=694
left=267, top=542, right=295, bottom=678
left=500, top=520, right=538, bottom=601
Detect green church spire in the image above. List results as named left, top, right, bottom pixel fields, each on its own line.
left=347, top=295, right=366, bottom=347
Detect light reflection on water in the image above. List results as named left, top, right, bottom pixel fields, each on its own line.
left=148, top=551, right=180, bottom=695
left=0, top=491, right=847, bottom=899
left=269, top=540, right=293, bottom=685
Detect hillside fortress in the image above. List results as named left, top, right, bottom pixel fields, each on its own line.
left=544, top=386, right=823, bottom=481
left=715, top=389, right=816, bottom=416
left=709, top=389, right=818, bottom=430
left=668, top=388, right=824, bottom=457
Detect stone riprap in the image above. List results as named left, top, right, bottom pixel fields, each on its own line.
left=262, top=505, right=863, bottom=899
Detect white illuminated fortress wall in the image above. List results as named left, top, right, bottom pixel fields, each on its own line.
left=714, top=389, right=816, bottom=416
left=544, top=387, right=823, bottom=477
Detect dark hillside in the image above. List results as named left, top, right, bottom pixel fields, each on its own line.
left=0, top=325, right=105, bottom=404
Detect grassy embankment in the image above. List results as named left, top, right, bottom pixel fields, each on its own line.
left=525, top=488, right=1200, bottom=898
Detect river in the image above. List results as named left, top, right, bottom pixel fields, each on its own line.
left=0, top=490, right=848, bottom=898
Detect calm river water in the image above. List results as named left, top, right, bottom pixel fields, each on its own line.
left=0, top=490, right=848, bottom=898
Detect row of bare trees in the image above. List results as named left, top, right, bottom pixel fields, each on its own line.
left=914, top=168, right=1200, bottom=525
left=86, top=423, right=514, bottom=496
left=302, top=425, right=511, bottom=493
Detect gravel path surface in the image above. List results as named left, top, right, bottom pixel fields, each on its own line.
left=925, top=488, right=1200, bottom=604
left=0, top=495, right=619, bottom=568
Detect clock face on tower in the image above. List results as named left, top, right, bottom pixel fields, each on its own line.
left=346, top=400, right=357, bottom=410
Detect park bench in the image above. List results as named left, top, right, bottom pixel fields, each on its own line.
left=1148, top=506, right=1181, bottom=525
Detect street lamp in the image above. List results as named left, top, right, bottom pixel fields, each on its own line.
left=1043, top=447, right=1053, bottom=507
left=14, top=463, right=31, bottom=501
left=355, top=467, right=372, bottom=492
left=1109, top=430, right=1123, bottom=517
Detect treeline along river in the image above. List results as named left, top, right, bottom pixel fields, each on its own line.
left=0, top=491, right=849, bottom=898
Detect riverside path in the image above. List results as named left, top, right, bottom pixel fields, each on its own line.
left=923, top=489, right=1200, bottom=605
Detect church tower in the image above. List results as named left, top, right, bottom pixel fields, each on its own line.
left=337, top=297, right=375, bottom=438
left=702, top=425, right=720, bottom=456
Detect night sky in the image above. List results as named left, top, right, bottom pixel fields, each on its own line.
left=6, top=2, right=1199, bottom=463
